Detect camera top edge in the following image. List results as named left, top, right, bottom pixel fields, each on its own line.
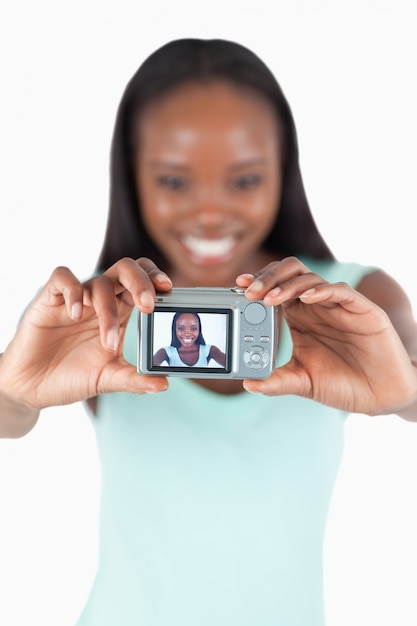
left=155, top=286, right=254, bottom=306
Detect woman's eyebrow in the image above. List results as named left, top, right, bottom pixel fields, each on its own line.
left=227, top=158, right=267, bottom=172
left=147, top=160, right=191, bottom=171
left=147, top=158, right=267, bottom=171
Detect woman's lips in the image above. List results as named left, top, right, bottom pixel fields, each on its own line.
left=181, top=234, right=236, bottom=263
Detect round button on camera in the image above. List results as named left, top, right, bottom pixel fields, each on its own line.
left=243, top=346, right=270, bottom=370
left=244, top=302, right=267, bottom=325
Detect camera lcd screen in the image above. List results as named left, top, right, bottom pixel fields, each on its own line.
left=148, top=307, right=232, bottom=374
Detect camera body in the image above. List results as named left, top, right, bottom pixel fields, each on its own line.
left=138, top=287, right=278, bottom=379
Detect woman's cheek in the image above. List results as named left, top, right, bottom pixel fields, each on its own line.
left=150, top=196, right=175, bottom=218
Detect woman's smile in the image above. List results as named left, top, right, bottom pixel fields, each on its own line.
left=181, top=234, right=237, bottom=265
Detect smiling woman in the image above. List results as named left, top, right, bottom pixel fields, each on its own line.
left=153, top=311, right=226, bottom=367
left=1, top=35, right=417, bottom=626
left=97, top=38, right=334, bottom=279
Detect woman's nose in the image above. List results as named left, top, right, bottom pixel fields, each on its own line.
left=189, top=186, right=230, bottom=226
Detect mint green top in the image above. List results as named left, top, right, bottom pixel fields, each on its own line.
left=75, top=259, right=375, bottom=626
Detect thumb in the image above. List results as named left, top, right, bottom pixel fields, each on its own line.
left=98, top=361, right=169, bottom=396
left=243, top=362, right=310, bottom=397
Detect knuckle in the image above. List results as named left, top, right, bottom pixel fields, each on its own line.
left=147, top=267, right=161, bottom=277
left=119, top=256, right=136, bottom=265
left=262, top=269, right=277, bottom=280
left=91, top=274, right=112, bottom=287
left=52, top=265, right=73, bottom=280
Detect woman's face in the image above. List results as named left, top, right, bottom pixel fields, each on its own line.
left=136, top=80, right=282, bottom=286
left=175, top=313, right=200, bottom=348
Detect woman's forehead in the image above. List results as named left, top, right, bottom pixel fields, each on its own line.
left=136, top=80, right=280, bottom=170
left=137, top=80, right=278, bottom=139
left=176, top=313, right=199, bottom=322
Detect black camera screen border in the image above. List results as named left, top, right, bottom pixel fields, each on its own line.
left=147, top=306, right=233, bottom=374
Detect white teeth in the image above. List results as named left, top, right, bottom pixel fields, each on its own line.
left=182, top=235, right=235, bottom=258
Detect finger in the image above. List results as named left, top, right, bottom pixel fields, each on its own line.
left=85, top=257, right=173, bottom=350
left=241, top=257, right=315, bottom=300
left=98, top=361, right=170, bottom=395
left=82, top=274, right=123, bottom=351
left=81, top=258, right=171, bottom=351
left=298, top=281, right=385, bottom=315
left=136, top=257, right=173, bottom=289
left=42, top=266, right=84, bottom=321
left=235, top=273, right=256, bottom=288
left=243, top=363, right=311, bottom=397
left=263, top=275, right=329, bottom=307
left=104, top=257, right=172, bottom=313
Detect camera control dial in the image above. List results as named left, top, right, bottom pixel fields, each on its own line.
left=243, top=346, right=270, bottom=370
left=244, top=302, right=267, bottom=325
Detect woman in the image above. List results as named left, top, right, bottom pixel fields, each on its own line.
left=153, top=311, right=226, bottom=367
left=1, top=39, right=417, bottom=625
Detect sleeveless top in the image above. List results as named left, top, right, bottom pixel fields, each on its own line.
left=75, top=258, right=375, bottom=626
left=164, top=344, right=212, bottom=366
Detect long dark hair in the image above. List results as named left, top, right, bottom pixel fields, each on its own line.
left=171, top=312, right=205, bottom=348
left=96, top=38, right=334, bottom=272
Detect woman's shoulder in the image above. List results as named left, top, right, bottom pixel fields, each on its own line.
left=200, top=344, right=212, bottom=357
left=298, top=255, right=377, bottom=288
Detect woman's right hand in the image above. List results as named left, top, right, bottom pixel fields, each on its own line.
left=0, top=257, right=172, bottom=416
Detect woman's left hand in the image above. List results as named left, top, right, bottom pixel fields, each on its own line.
left=237, top=257, right=417, bottom=416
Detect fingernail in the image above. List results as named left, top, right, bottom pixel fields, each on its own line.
left=238, top=273, right=255, bottom=280
left=247, top=280, right=264, bottom=294
left=71, top=302, right=82, bottom=320
left=145, top=383, right=168, bottom=394
left=243, top=382, right=261, bottom=394
left=299, top=288, right=316, bottom=298
left=156, top=273, right=172, bottom=286
left=106, top=327, right=119, bottom=351
left=267, top=287, right=282, bottom=298
left=140, top=292, right=154, bottom=310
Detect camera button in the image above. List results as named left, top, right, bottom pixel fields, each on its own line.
left=244, top=302, right=267, bottom=325
left=243, top=346, right=270, bottom=370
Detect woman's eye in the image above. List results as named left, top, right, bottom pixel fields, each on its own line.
left=229, top=174, right=262, bottom=190
left=156, top=175, right=190, bottom=191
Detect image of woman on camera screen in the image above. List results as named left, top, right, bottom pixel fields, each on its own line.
left=153, top=311, right=226, bottom=367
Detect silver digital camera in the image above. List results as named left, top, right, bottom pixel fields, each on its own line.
left=138, top=287, right=278, bottom=379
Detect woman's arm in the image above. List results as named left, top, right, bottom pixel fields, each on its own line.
left=355, top=269, right=417, bottom=421
left=153, top=348, right=169, bottom=366
left=0, top=365, right=40, bottom=437
left=209, top=345, right=226, bottom=367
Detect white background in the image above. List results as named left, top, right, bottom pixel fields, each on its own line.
left=0, top=1, right=417, bottom=624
